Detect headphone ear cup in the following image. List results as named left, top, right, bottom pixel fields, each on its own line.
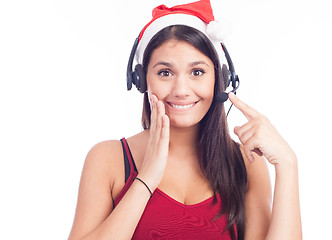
left=134, top=64, right=147, bottom=93
left=221, top=64, right=230, bottom=89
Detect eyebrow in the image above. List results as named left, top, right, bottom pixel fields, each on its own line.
left=152, top=61, right=209, bottom=69
left=190, top=61, right=209, bottom=67
left=153, top=61, right=173, bottom=69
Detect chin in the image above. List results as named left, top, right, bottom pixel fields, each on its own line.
left=169, top=117, right=202, bottom=129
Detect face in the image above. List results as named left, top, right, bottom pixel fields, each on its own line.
left=146, top=39, right=215, bottom=129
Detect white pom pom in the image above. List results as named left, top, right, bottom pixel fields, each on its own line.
left=206, top=19, right=232, bottom=42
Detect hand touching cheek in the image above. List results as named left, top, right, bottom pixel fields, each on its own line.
left=138, top=94, right=170, bottom=191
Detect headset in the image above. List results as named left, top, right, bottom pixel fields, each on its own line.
left=126, top=36, right=240, bottom=103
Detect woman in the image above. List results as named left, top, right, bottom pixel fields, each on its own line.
left=68, top=1, right=302, bottom=239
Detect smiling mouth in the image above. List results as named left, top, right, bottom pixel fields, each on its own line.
left=167, top=101, right=199, bottom=110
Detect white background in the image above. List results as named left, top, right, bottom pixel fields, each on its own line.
left=0, top=0, right=331, bottom=239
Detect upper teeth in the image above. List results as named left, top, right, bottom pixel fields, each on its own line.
left=171, top=103, right=194, bottom=109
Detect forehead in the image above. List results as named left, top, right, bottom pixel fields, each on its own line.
left=149, top=39, right=213, bottom=66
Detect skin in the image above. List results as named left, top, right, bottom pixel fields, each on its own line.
left=68, top=40, right=302, bottom=240
left=228, top=92, right=302, bottom=239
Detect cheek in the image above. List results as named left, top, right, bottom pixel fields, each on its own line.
left=147, top=78, right=168, bottom=100
left=197, top=79, right=215, bottom=101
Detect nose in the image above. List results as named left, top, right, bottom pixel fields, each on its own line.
left=171, top=74, right=190, bottom=97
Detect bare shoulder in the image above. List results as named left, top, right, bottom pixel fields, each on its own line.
left=238, top=144, right=271, bottom=187
left=87, top=140, right=123, bottom=158
left=80, top=140, right=128, bottom=201
left=85, top=140, right=123, bottom=174
left=238, top=144, right=271, bottom=201
left=68, top=140, right=125, bottom=239
left=83, top=130, right=150, bottom=195
left=69, top=138, right=138, bottom=239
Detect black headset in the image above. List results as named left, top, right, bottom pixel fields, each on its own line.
left=126, top=36, right=240, bottom=103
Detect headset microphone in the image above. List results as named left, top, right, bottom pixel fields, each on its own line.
left=214, top=43, right=240, bottom=103
left=214, top=75, right=240, bottom=103
left=215, top=92, right=229, bottom=103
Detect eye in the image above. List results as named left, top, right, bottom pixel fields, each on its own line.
left=191, top=68, right=205, bottom=77
left=158, top=69, right=172, bottom=77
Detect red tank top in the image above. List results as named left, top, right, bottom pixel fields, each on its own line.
left=113, top=138, right=235, bottom=240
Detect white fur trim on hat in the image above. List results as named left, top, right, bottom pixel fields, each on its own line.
left=135, top=14, right=225, bottom=65
left=206, top=19, right=231, bottom=42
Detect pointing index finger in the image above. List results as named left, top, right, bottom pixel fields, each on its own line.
left=228, top=92, right=259, bottom=120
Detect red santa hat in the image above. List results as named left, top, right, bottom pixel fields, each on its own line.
left=135, top=0, right=231, bottom=65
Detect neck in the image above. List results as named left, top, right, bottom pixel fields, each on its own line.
left=168, top=124, right=200, bottom=158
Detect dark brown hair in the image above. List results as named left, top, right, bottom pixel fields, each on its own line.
left=141, top=25, right=247, bottom=240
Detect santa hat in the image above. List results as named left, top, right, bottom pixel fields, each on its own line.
left=135, top=0, right=231, bottom=65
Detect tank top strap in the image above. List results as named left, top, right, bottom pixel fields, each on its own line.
left=120, top=138, right=138, bottom=182
left=114, top=138, right=139, bottom=207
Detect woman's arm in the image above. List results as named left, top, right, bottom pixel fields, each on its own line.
left=266, top=156, right=301, bottom=240
left=68, top=95, right=170, bottom=240
left=67, top=141, right=151, bottom=240
left=242, top=149, right=272, bottom=239
left=229, top=92, right=302, bottom=240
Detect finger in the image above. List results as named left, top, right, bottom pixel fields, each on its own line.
left=236, top=126, right=255, bottom=145
left=160, top=115, right=170, bottom=144
left=243, top=143, right=255, bottom=163
left=228, top=92, right=260, bottom=120
left=244, top=136, right=263, bottom=163
left=160, top=115, right=170, bottom=160
left=148, top=91, right=152, bottom=109
left=150, top=94, right=158, bottom=133
left=155, top=100, right=165, bottom=131
left=234, top=121, right=254, bottom=138
left=149, top=92, right=157, bottom=110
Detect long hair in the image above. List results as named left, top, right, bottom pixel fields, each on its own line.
left=141, top=25, right=247, bottom=240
